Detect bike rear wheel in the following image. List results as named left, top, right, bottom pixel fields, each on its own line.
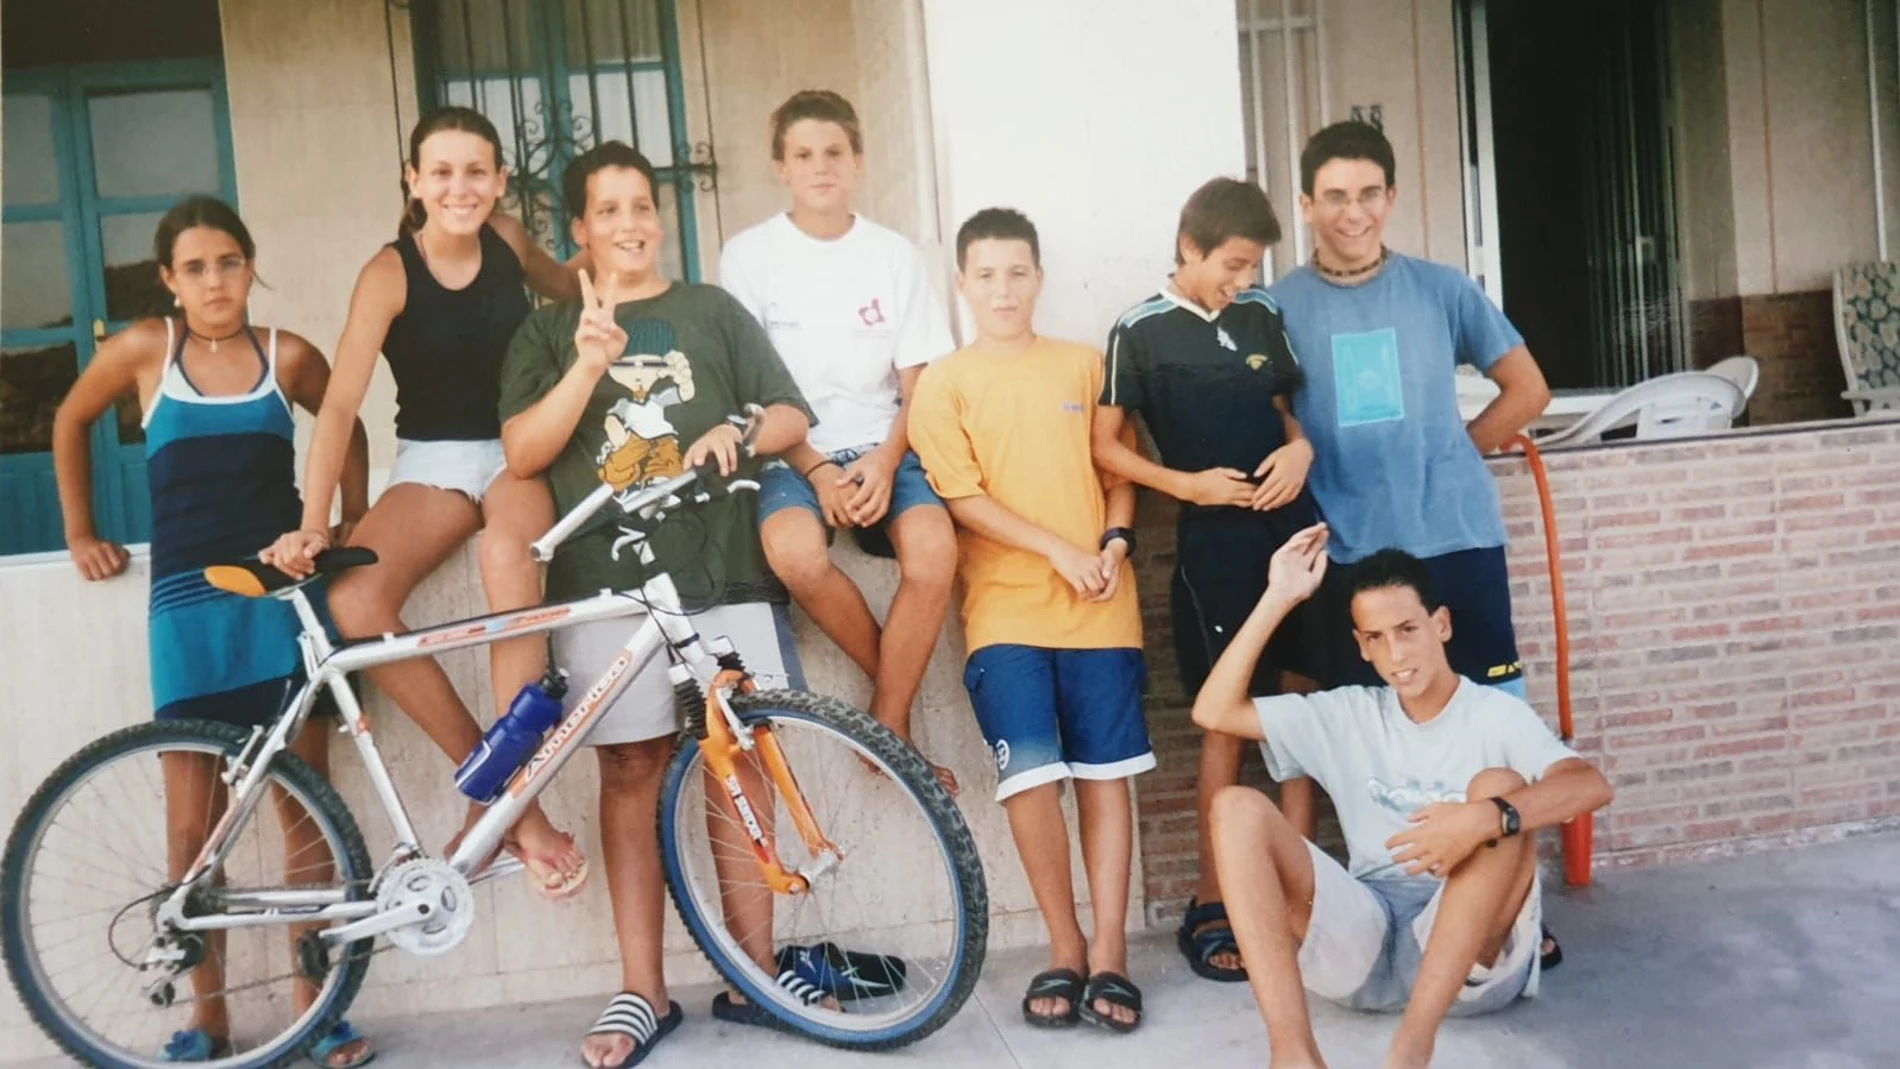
left=2, top=720, right=372, bottom=1069
left=658, top=690, right=986, bottom=1050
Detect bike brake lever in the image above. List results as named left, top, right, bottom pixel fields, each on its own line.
left=609, top=526, right=643, bottom=562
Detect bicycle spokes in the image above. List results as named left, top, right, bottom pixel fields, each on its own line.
left=663, top=694, right=985, bottom=1045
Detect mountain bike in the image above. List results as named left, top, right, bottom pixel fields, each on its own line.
left=2, top=411, right=987, bottom=1068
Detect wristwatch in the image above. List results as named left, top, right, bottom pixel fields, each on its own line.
left=1490, top=796, right=1522, bottom=839
left=1100, top=527, right=1138, bottom=554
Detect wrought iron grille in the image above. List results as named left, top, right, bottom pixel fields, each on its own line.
left=406, top=0, right=715, bottom=280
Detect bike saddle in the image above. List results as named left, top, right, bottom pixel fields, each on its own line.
left=204, top=547, right=381, bottom=598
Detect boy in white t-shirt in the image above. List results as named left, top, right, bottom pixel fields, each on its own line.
left=719, top=90, right=960, bottom=791
left=1191, top=525, right=1613, bottom=1069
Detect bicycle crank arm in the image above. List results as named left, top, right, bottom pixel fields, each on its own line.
left=464, top=855, right=525, bottom=887
left=317, top=899, right=433, bottom=945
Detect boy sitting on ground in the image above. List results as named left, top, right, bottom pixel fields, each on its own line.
left=1192, top=524, right=1613, bottom=1069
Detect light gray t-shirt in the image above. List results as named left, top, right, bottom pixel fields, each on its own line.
left=1253, top=678, right=1580, bottom=883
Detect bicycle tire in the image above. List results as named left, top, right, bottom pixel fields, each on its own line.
left=2, top=720, right=374, bottom=1069
left=658, top=690, right=987, bottom=1051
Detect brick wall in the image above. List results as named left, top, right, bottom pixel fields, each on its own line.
left=1131, top=418, right=1900, bottom=918
left=1738, top=290, right=1853, bottom=426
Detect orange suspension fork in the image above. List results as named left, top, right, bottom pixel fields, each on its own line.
left=696, top=670, right=841, bottom=895
left=1508, top=434, right=1593, bottom=887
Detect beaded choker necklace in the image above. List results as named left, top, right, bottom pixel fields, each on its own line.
left=1314, top=246, right=1389, bottom=282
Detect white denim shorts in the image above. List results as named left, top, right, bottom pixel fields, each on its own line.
left=388, top=438, right=508, bottom=502
left=553, top=603, right=804, bottom=748
left=1297, top=841, right=1542, bottom=1017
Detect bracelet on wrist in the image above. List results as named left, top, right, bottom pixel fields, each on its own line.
left=800, top=459, right=840, bottom=480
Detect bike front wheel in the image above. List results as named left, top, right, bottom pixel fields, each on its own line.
left=2, top=720, right=373, bottom=1069
left=658, top=690, right=987, bottom=1050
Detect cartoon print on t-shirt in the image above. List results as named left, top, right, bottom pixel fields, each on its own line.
left=597, top=324, right=696, bottom=491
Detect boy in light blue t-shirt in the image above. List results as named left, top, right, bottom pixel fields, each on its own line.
left=1267, top=121, right=1552, bottom=701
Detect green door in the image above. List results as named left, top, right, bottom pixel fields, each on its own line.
left=1, top=59, right=238, bottom=555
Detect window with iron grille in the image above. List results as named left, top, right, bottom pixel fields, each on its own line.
left=1236, top=0, right=1326, bottom=284
left=408, top=0, right=714, bottom=280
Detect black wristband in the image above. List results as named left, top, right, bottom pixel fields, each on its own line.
left=800, top=459, right=840, bottom=480
left=1100, top=526, right=1138, bottom=554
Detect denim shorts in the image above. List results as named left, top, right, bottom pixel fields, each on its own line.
left=757, top=447, right=944, bottom=559
left=388, top=438, right=508, bottom=503
left=1297, top=841, right=1541, bottom=1017
left=961, top=644, right=1156, bottom=802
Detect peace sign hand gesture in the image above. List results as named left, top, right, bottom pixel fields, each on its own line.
left=573, top=269, right=628, bottom=375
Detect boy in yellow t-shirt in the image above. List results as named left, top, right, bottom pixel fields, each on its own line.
left=910, top=208, right=1153, bottom=1036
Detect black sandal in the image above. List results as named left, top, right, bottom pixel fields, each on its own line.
left=1021, top=967, right=1084, bottom=1029
left=1176, top=897, right=1247, bottom=982
left=1541, top=924, right=1563, bottom=971
left=585, top=992, right=682, bottom=1069
left=1077, top=971, right=1143, bottom=1034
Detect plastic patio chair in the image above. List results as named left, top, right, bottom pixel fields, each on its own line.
left=1704, top=355, right=1759, bottom=406
left=1535, top=370, right=1747, bottom=448
left=1832, top=261, right=1900, bottom=416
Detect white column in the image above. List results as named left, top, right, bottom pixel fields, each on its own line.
left=920, top=0, right=1248, bottom=346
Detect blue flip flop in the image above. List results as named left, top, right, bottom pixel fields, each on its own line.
left=160, top=1030, right=231, bottom=1062
left=308, top=1019, right=374, bottom=1069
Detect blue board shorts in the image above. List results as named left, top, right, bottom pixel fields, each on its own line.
left=757, top=447, right=944, bottom=559
left=961, top=645, right=1156, bottom=802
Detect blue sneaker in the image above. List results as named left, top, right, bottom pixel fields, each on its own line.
left=774, top=942, right=908, bottom=1002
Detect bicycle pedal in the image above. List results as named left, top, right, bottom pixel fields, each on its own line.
left=295, top=930, right=331, bottom=985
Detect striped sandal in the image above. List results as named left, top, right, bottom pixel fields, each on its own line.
left=709, top=968, right=835, bottom=1033
left=584, top=992, right=682, bottom=1069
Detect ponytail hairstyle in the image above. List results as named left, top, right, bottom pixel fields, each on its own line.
left=397, top=106, right=507, bottom=236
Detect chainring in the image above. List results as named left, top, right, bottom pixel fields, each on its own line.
left=374, top=859, right=475, bottom=956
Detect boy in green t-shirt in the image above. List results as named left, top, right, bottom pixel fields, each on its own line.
left=497, top=141, right=818, bottom=1067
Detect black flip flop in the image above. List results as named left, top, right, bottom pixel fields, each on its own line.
left=585, top=992, right=681, bottom=1069
left=1541, top=924, right=1563, bottom=971
left=1176, top=897, right=1247, bottom=982
left=710, top=965, right=832, bottom=1037
left=1021, top=967, right=1085, bottom=1029
left=1077, top=971, right=1143, bottom=1034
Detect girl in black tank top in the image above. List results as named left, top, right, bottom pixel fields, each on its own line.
left=262, top=107, right=590, bottom=901
left=382, top=222, right=529, bottom=441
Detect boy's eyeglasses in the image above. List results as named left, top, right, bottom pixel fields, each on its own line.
left=1315, top=188, right=1391, bottom=212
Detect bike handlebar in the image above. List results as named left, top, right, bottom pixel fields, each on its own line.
left=529, top=406, right=766, bottom=564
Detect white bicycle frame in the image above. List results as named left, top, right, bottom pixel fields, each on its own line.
left=153, top=468, right=754, bottom=948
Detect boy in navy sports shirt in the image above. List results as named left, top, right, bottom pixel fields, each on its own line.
left=1092, top=178, right=1328, bottom=986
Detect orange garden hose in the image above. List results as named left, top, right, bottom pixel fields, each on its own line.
left=1507, top=433, right=1593, bottom=887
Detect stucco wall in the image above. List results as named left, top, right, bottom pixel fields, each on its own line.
left=920, top=0, right=1251, bottom=347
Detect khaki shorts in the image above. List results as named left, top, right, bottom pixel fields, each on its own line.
left=552, top=601, right=802, bottom=748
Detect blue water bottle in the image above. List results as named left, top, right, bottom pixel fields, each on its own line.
left=455, top=671, right=569, bottom=803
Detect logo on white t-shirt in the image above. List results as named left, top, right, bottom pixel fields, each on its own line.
left=858, top=297, right=887, bottom=328
left=1368, top=776, right=1464, bottom=818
